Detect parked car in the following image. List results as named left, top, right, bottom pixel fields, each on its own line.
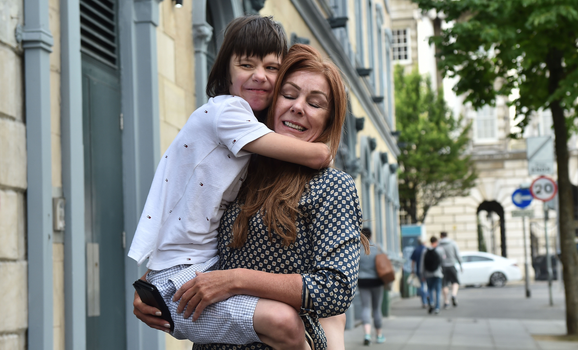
left=457, top=251, right=522, bottom=287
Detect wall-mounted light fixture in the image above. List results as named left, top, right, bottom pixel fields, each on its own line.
left=355, top=117, right=365, bottom=132
left=174, top=0, right=183, bottom=8
left=328, top=16, right=348, bottom=29
left=356, top=67, right=372, bottom=77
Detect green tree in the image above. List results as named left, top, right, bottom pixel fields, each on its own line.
left=412, top=0, right=578, bottom=334
left=395, top=65, right=477, bottom=224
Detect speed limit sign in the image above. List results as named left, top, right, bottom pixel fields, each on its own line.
left=530, top=176, right=558, bottom=202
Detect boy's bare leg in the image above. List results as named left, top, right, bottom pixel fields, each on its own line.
left=253, top=299, right=311, bottom=350
left=319, top=314, right=346, bottom=350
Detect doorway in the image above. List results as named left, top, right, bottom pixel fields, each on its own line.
left=477, top=200, right=507, bottom=257
left=82, top=52, right=126, bottom=350
left=80, top=0, right=125, bottom=347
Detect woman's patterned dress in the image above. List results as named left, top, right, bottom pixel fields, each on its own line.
left=193, top=167, right=363, bottom=350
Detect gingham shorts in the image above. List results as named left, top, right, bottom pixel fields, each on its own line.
left=147, top=256, right=261, bottom=344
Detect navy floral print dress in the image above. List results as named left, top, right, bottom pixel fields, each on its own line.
left=193, top=167, right=363, bottom=350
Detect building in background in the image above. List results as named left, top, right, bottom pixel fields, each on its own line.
left=0, top=0, right=402, bottom=349
left=390, top=0, right=578, bottom=280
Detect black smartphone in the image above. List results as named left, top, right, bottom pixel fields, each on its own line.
left=133, top=279, right=174, bottom=332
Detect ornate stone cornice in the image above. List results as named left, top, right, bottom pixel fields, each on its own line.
left=471, top=150, right=527, bottom=162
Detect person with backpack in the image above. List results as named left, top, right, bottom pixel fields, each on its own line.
left=439, top=231, right=463, bottom=308
left=419, top=236, right=446, bottom=314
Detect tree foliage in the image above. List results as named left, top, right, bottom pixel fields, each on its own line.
left=394, top=65, right=477, bottom=224
left=411, top=0, right=578, bottom=334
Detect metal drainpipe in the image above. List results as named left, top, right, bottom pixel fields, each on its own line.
left=21, top=0, right=54, bottom=349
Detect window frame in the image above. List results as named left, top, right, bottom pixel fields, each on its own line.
left=392, top=27, right=412, bottom=65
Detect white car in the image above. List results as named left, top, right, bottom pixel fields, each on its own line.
left=457, top=251, right=522, bottom=287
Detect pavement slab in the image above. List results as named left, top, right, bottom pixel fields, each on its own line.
left=344, top=281, right=576, bottom=350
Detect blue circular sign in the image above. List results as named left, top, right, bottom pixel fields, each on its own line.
left=512, top=188, right=533, bottom=208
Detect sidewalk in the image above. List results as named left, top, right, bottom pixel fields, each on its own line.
left=344, top=282, right=575, bottom=350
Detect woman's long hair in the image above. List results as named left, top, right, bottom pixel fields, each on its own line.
left=231, top=44, right=358, bottom=249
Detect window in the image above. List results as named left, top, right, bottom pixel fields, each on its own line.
left=475, top=105, right=497, bottom=141
left=80, top=0, right=118, bottom=68
left=355, top=1, right=364, bottom=65
left=392, top=28, right=410, bottom=63
left=367, top=0, right=375, bottom=87
left=377, top=13, right=385, bottom=111
left=469, top=256, right=493, bottom=262
left=385, top=31, right=393, bottom=124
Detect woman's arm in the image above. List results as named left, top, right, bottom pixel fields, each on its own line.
left=243, top=133, right=331, bottom=169
left=299, top=171, right=363, bottom=318
left=173, top=269, right=303, bottom=320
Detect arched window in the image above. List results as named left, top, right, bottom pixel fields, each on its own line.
left=372, top=152, right=385, bottom=247
left=360, top=136, right=374, bottom=227
left=389, top=170, right=401, bottom=255
left=383, top=163, right=393, bottom=252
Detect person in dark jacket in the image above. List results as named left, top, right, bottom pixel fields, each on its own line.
left=420, top=236, right=445, bottom=314
left=358, top=228, right=386, bottom=345
left=410, top=238, right=428, bottom=308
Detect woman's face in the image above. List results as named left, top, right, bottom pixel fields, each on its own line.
left=273, top=70, right=331, bottom=142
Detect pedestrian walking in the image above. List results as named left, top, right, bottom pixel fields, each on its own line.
left=420, top=236, right=445, bottom=314
left=358, top=228, right=386, bottom=345
left=410, top=238, right=428, bottom=308
left=439, top=231, right=463, bottom=308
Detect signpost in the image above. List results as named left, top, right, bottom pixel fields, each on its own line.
left=512, top=188, right=533, bottom=208
left=511, top=188, right=533, bottom=298
left=526, top=136, right=554, bottom=176
left=530, top=176, right=558, bottom=202
left=530, top=176, right=558, bottom=306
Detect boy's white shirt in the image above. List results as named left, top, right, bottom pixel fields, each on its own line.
left=128, top=95, right=272, bottom=270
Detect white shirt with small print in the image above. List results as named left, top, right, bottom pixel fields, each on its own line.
left=128, top=95, right=272, bottom=270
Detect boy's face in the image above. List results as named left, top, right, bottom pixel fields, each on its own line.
left=228, top=53, right=281, bottom=113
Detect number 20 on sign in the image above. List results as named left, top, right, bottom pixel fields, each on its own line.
left=530, top=176, right=558, bottom=202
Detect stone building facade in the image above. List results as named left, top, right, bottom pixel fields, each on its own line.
left=1, top=1, right=28, bottom=349
left=1, top=0, right=403, bottom=349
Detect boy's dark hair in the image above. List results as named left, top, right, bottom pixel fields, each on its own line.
left=430, top=236, right=438, bottom=244
left=206, top=15, right=288, bottom=98
left=440, top=231, right=448, bottom=238
left=361, top=227, right=372, bottom=239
